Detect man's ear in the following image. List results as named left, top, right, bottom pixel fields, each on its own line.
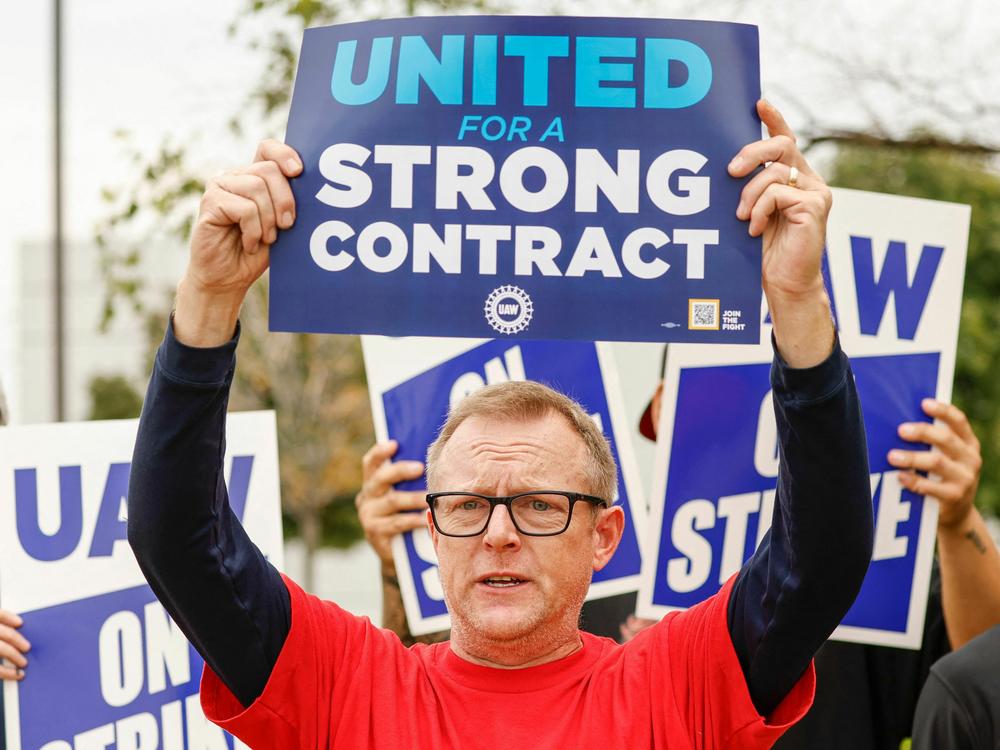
left=427, top=509, right=439, bottom=551
left=592, top=506, right=625, bottom=571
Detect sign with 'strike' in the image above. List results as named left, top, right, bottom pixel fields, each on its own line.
left=270, top=15, right=763, bottom=344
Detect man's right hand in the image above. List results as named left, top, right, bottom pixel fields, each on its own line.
left=0, top=608, right=29, bottom=682
left=174, top=140, right=302, bottom=347
left=355, top=441, right=427, bottom=572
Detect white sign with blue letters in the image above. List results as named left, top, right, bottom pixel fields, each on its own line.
left=362, top=336, right=647, bottom=635
left=637, top=188, right=970, bottom=648
left=0, top=412, right=283, bottom=750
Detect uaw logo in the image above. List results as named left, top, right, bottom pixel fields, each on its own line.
left=484, top=285, right=533, bottom=335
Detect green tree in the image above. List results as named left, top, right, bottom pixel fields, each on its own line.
left=829, top=144, right=1000, bottom=517
left=87, top=375, right=144, bottom=421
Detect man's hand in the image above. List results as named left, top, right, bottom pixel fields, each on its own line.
left=0, top=608, right=29, bottom=681
left=889, top=399, right=1000, bottom=648
left=174, top=140, right=302, bottom=347
left=355, top=441, right=428, bottom=573
left=888, top=399, right=982, bottom=529
left=728, top=100, right=835, bottom=368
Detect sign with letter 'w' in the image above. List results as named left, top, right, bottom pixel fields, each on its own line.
left=638, top=189, right=970, bottom=649
left=0, top=413, right=283, bottom=750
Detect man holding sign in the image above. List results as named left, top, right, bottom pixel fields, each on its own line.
left=128, top=98, right=872, bottom=747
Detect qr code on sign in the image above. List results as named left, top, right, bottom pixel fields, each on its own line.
left=688, top=299, right=720, bottom=330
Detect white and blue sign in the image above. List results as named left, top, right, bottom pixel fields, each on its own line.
left=271, top=16, right=763, bottom=344
left=363, top=336, right=646, bottom=635
left=0, top=413, right=283, bottom=749
left=638, top=188, right=970, bottom=648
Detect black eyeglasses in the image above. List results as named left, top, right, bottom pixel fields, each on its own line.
left=426, top=491, right=609, bottom=537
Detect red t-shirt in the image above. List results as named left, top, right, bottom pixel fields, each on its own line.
left=202, top=575, right=814, bottom=749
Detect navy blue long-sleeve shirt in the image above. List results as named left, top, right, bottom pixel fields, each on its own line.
left=128, top=320, right=873, bottom=716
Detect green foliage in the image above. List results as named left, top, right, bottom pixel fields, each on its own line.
left=87, top=375, right=144, bottom=421
left=829, top=144, right=1000, bottom=517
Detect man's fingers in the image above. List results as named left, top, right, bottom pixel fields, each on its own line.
left=214, top=173, right=278, bottom=247
left=0, top=610, right=22, bottom=628
left=0, top=624, right=30, bottom=654
left=897, top=420, right=971, bottom=462
left=758, top=99, right=796, bottom=141
left=361, top=441, right=398, bottom=480
left=887, top=447, right=969, bottom=482
left=897, top=470, right=967, bottom=503
left=246, top=159, right=297, bottom=230
left=737, top=162, right=816, bottom=221
left=202, top=187, right=263, bottom=255
left=728, top=135, right=808, bottom=179
left=747, top=183, right=814, bottom=237
left=922, top=399, right=979, bottom=447
left=0, top=664, right=24, bottom=681
left=0, top=640, right=28, bottom=669
left=254, top=139, right=303, bottom=178
left=362, top=491, right=427, bottom=522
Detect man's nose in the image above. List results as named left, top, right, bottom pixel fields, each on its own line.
left=483, top=504, right=522, bottom=551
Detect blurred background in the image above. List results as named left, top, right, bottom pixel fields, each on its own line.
left=2, top=0, right=998, bottom=621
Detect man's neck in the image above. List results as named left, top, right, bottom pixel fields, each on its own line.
left=448, top=625, right=584, bottom=669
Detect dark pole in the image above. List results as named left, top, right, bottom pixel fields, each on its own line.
left=53, top=0, right=66, bottom=421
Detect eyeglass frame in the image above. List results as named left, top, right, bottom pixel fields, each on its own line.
left=425, top=490, right=610, bottom=538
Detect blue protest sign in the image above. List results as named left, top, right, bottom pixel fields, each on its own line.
left=638, top=188, right=970, bottom=648
left=271, top=16, right=762, bottom=344
left=363, top=336, right=645, bottom=635
left=0, top=414, right=282, bottom=749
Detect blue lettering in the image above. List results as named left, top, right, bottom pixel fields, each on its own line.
left=851, top=237, right=944, bottom=340
left=539, top=116, right=565, bottom=142
left=644, top=39, right=712, bottom=109
left=227, top=455, right=255, bottom=523
left=472, top=35, right=498, bottom=105
left=15, top=466, right=84, bottom=562
left=508, top=116, right=531, bottom=141
left=504, top=35, right=570, bottom=106
left=457, top=115, right=482, bottom=140
left=88, top=462, right=131, bottom=558
left=575, top=36, right=636, bottom=108
left=396, top=35, right=464, bottom=105
left=330, top=38, right=394, bottom=105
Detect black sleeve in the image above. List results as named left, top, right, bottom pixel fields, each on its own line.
left=127, top=319, right=290, bottom=708
left=728, top=335, right=874, bottom=716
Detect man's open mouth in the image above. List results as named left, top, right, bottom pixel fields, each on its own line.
left=481, top=575, right=527, bottom=588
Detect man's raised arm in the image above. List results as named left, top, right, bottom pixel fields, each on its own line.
left=724, top=101, right=874, bottom=716
left=127, top=141, right=302, bottom=707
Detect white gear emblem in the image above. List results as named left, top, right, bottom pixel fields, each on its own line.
left=484, top=285, right=534, bottom=335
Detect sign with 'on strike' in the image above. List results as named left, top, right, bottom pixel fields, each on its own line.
left=270, top=15, right=763, bottom=343
left=0, top=414, right=283, bottom=750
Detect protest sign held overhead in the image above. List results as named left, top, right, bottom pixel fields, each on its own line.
left=270, top=16, right=763, bottom=343
left=637, top=188, right=970, bottom=649
left=362, top=335, right=646, bottom=635
left=0, top=414, right=283, bottom=750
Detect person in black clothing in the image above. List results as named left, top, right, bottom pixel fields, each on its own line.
left=126, top=100, right=875, bottom=742
left=913, top=623, right=1000, bottom=749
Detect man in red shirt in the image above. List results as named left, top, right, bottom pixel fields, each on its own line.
left=128, top=100, right=874, bottom=748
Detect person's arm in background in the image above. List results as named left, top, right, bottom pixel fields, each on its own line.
left=725, top=100, right=874, bottom=716
left=0, top=609, right=28, bottom=682
left=888, top=399, right=1000, bottom=648
left=355, top=441, right=448, bottom=646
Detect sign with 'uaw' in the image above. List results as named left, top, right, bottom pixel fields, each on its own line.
left=270, top=16, right=762, bottom=344
left=362, top=336, right=647, bottom=635
left=0, top=414, right=283, bottom=750
left=637, top=189, right=970, bottom=649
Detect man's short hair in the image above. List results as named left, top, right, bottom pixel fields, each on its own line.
left=426, top=381, right=617, bottom=501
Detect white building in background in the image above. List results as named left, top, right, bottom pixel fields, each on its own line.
left=9, top=238, right=186, bottom=424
